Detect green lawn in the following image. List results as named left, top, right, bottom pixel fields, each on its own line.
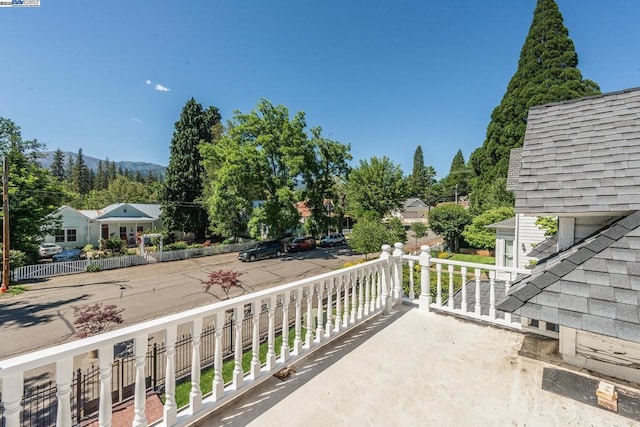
left=448, top=253, right=495, bottom=265
left=0, top=285, right=28, bottom=297
left=174, top=327, right=304, bottom=407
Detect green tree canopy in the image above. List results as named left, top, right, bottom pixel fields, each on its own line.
left=349, top=218, right=388, bottom=260
left=161, top=98, right=221, bottom=240
left=0, top=118, right=66, bottom=261
left=428, top=204, right=472, bottom=252
left=462, top=206, right=515, bottom=250
left=346, top=156, right=407, bottom=220
left=469, top=0, right=600, bottom=212
left=440, top=149, right=471, bottom=202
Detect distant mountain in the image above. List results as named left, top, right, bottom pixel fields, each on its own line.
left=39, top=151, right=166, bottom=178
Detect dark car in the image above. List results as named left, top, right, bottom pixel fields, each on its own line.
left=238, top=240, right=284, bottom=262
left=318, top=233, right=346, bottom=247
left=52, top=248, right=84, bottom=262
left=286, top=236, right=316, bottom=253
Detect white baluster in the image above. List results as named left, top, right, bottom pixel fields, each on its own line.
left=380, top=245, right=393, bottom=313
left=164, top=325, right=177, bottom=426
left=419, top=245, right=431, bottom=311
left=350, top=272, right=357, bottom=322
left=56, top=357, right=73, bottom=427
left=267, top=295, right=276, bottom=370
left=335, top=278, right=342, bottom=332
left=212, top=311, right=224, bottom=400
left=281, top=293, right=291, bottom=361
left=489, top=272, right=496, bottom=319
left=342, top=274, right=350, bottom=326
left=461, top=266, right=468, bottom=313
left=250, top=301, right=261, bottom=379
left=392, top=242, right=405, bottom=302
left=325, top=281, right=333, bottom=337
left=357, top=270, right=364, bottom=319
left=3, top=372, right=23, bottom=427
left=436, top=264, right=443, bottom=306
left=133, top=334, right=148, bottom=427
left=293, top=291, right=303, bottom=354
left=408, top=260, right=415, bottom=300
left=360, top=268, right=368, bottom=316
left=448, top=265, right=454, bottom=309
left=376, top=264, right=383, bottom=310
left=233, top=305, right=245, bottom=388
left=504, top=278, right=512, bottom=323
left=305, top=285, right=314, bottom=348
left=316, top=283, right=325, bottom=343
left=189, top=317, right=203, bottom=414
left=474, top=268, right=481, bottom=316
left=98, top=345, right=113, bottom=427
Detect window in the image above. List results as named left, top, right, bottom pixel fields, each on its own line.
left=504, top=239, right=514, bottom=267
left=66, top=229, right=77, bottom=242
left=54, top=229, right=65, bottom=243
left=55, top=228, right=77, bottom=242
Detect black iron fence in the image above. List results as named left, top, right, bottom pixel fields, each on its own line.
left=0, top=297, right=305, bottom=426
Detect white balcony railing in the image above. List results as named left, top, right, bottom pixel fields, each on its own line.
left=0, top=243, right=529, bottom=426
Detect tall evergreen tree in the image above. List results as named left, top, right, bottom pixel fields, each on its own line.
left=161, top=98, right=221, bottom=239
left=469, top=0, right=600, bottom=212
left=440, top=149, right=471, bottom=201
left=72, top=148, right=91, bottom=195
left=50, top=148, right=65, bottom=180
left=408, top=146, right=426, bottom=199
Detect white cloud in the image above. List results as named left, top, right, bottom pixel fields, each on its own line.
left=145, top=79, right=152, bottom=85
left=130, top=117, right=143, bottom=123
left=154, top=83, right=170, bottom=92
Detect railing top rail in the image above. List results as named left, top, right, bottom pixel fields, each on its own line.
left=0, top=257, right=383, bottom=377
left=401, top=253, right=530, bottom=275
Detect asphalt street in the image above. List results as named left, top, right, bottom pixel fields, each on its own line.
left=0, top=246, right=364, bottom=359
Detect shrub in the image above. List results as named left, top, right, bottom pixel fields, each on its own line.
left=165, top=241, right=188, bottom=251
left=102, top=236, right=126, bottom=255
left=83, top=244, right=94, bottom=252
left=202, top=270, right=244, bottom=299
left=73, top=303, right=124, bottom=338
left=86, top=264, right=103, bottom=273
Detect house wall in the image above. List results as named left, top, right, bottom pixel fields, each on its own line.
left=43, top=207, right=91, bottom=249
left=574, top=216, right=620, bottom=241
left=560, top=326, right=640, bottom=383
left=515, top=214, right=546, bottom=269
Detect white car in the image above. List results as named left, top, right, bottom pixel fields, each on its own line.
left=319, top=233, right=346, bottom=247
left=39, top=243, right=63, bottom=258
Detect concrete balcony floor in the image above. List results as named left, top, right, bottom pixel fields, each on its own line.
left=193, top=305, right=635, bottom=427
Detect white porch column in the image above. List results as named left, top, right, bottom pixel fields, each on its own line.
left=418, top=245, right=431, bottom=311
left=3, top=372, right=23, bottom=427
left=133, top=334, right=148, bottom=427
left=55, top=357, right=73, bottom=427
left=380, top=244, right=393, bottom=313
left=98, top=345, right=113, bottom=427
left=392, top=242, right=405, bottom=302
left=189, top=317, right=203, bottom=414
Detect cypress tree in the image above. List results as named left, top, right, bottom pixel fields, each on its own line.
left=469, top=0, right=600, bottom=212
left=408, top=146, right=426, bottom=199
left=161, top=98, right=222, bottom=240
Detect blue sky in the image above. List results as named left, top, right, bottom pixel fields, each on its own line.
left=1, top=1, right=639, bottom=178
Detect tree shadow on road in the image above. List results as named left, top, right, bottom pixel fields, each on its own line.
left=0, top=294, right=91, bottom=328
left=280, top=246, right=357, bottom=262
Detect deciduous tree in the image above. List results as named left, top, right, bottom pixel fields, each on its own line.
left=428, top=204, right=471, bottom=252
left=462, top=206, right=514, bottom=250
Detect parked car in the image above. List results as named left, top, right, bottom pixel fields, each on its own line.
left=38, top=243, right=63, bottom=258
left=52, top=248, right=84, bottom=262
left=238, top=240, right=284, bottom=262
left=319, top=233, right=346, bottom=247
left=286, top=236, right=316, bottom=253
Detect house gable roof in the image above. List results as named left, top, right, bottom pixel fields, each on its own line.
left=95, top=203, right=160, bottom=220
left=403, top=198, right=427, bottom=209
left=512, top=87, right=640, bottom=215
left=485, top=216, right=516, bottom=230
left=497, top=210, right=640, bottom=343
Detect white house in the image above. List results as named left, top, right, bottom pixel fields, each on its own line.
left=44, top=203, right=162, bottom=248
left=498, top=87, right=640, bottom=383
left=391, top=198, right=429, bottom=225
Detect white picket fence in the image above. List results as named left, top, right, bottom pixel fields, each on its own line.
left=11, top=241, right=257, bottom=282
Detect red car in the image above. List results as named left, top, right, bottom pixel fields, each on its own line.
left=286, top=236, right=316, bottom=253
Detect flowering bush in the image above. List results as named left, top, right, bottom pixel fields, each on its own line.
left=73, top=303, right=124, bottom=338
left=202, top=269, right=244, bottom=299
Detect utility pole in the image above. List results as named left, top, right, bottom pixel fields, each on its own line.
left=1, top=155, right=9, bottom=293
